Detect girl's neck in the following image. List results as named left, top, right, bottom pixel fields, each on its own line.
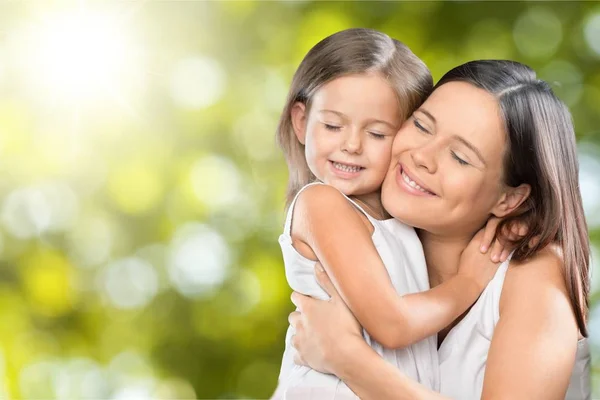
left=351, top=191, right=390, bottom=220
left=417, top=230, right=472, bottom=288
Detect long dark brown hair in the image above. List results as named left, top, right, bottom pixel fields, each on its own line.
left=276, top=28, right=433, bottom=208
left=437, top=60, right=590, bottom=336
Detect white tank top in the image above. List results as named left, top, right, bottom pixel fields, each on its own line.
left=439, top=257, right=591, bottom=399
left=277, top=182, right=439, bottom=399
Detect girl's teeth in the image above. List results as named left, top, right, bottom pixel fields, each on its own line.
left=402, top=171, right=429, bottom=193
left=334, top=162, right=361, bottom=173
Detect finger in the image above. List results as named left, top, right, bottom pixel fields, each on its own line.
left=480, top=218, right=500, bottom=252
left=314, top=263, right=337, bottom=301
left=294, top=352, right=307, bottom=367
left=499, top=248, right=511, bottom=263
left=510, top=224, right=522, bottom=241
left=505, top=223, right=520, bottom=241
left=519, top=224, right=528, bottom=237
left=288, top=311, right=301, bottom=328
left=291, top=292, right=309, bottom=311
left=490, top=239, right=504, bottom=263
left=506, top=231, right=519, bottom=242
left=528, top=235, right=540, bottom=249
left=506, top=222, right=527, bottom=241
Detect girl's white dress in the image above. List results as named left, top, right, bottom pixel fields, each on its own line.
left=275, top=182, right=439, bottom=399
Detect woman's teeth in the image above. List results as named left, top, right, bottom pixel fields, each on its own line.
left=333, top=162, right=362, bottom=173
left=401, top=170, right=431, bottom=194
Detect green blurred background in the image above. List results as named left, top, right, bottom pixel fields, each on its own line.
left=0, top=1, right=598, bottom=398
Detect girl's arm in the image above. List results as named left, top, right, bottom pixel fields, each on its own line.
left=289, top=264, right=447, bottom=400
left=292, top=184, right=498, bottom=348
left=333, top=339, right=446, bottom=400
left=291, top=259, right=578, bottom=400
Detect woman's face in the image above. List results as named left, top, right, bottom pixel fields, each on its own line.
left=382, top=81, right=508, bottom=237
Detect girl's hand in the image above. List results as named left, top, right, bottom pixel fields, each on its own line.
left=458, top=229, right=502, bottom=292
left=288, top=263, right=362, bottom=375
left=479, top=217, right=529, bottom=262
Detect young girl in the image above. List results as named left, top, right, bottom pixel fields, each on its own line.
left=274, top=29, right=505, bottom=399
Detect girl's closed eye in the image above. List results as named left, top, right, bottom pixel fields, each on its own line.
left=324, top=123, right=342, bottom=131
left=369, top=131, right=386, bottom=140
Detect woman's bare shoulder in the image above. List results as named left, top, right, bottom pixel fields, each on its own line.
left=506, top=246, right=563, bottom=281
left=501, top=246, right=573, bottom=318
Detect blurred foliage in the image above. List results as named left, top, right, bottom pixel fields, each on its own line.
left=0, top=1, right=598, bottom=399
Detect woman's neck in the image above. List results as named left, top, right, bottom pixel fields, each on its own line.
left=417, top=230, right=472, bottom=288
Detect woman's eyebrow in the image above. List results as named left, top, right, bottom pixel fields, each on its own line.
left=416, top=109, right=437, bottom=124
left=416, top=108, right=486, bottom=166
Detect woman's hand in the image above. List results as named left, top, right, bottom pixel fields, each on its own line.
left=288, top=263, right=363, bottom=375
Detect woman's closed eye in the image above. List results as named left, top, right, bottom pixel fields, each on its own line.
left=451, top=151, right=469, bottom=166
left=413, top=118, right=431, bottom=134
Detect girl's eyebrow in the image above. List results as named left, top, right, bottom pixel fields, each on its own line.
left=365, top=118, right=397, bottom=129
left=319, top=110, right=396, bottom=129
left=319, top=109, right=347, bottom=118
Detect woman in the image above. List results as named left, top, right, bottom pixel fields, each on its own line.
left=288, top=60, right=591, bottom=399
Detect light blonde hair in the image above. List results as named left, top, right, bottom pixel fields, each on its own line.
left=276, top=28, right=433, bottom=208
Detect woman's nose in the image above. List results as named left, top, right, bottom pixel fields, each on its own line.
left=410, top=141, right=438, bottom=173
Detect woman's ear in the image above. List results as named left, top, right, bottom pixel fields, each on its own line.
left=491, top=183, right=531, bottom=218
left=291, top=102, right=307, bottom=144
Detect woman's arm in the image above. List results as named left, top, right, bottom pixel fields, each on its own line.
left=290, top=264, right=448, bottom=400
left=292, top=184, right=499, bottom=348
left=291, top=252, right=578, bottom=400
left=291, top=256, right=579, bottom=400
left=480, top=248, right=578, bottom=399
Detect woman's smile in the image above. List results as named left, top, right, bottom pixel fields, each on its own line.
left=396, top=164, right=437, bottom=196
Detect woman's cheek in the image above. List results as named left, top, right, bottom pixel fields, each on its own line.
left=391, top=128, right=418, bottom=155
left=444, top=170, right=470, bottom=195
left=454, top=176, right=496, bottom=219
left=443, top=168, right=484, bottom=208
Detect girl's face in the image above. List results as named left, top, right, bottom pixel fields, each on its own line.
left=292, top=73, right=402, bottom=196
left=382, top=81, right=510, bottom=237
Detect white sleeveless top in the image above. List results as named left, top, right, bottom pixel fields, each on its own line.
left=439, top=257, right=591, bottom=399
left=276, top=182, right=439, bottom=399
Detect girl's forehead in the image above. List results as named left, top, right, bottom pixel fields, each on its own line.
left=316, top=74, right=393, bottom=97
left=311, top=74, right=401, bottom=119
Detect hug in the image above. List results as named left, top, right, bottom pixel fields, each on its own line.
left=272, top=28, right=590, bottom=399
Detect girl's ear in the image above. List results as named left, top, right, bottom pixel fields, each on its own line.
left=291, top=102, right=308, bottom=144
left=491, top=183, right=531, bottom=218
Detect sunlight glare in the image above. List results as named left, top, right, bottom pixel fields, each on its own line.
left=24, top=10, right=137, bottom=102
